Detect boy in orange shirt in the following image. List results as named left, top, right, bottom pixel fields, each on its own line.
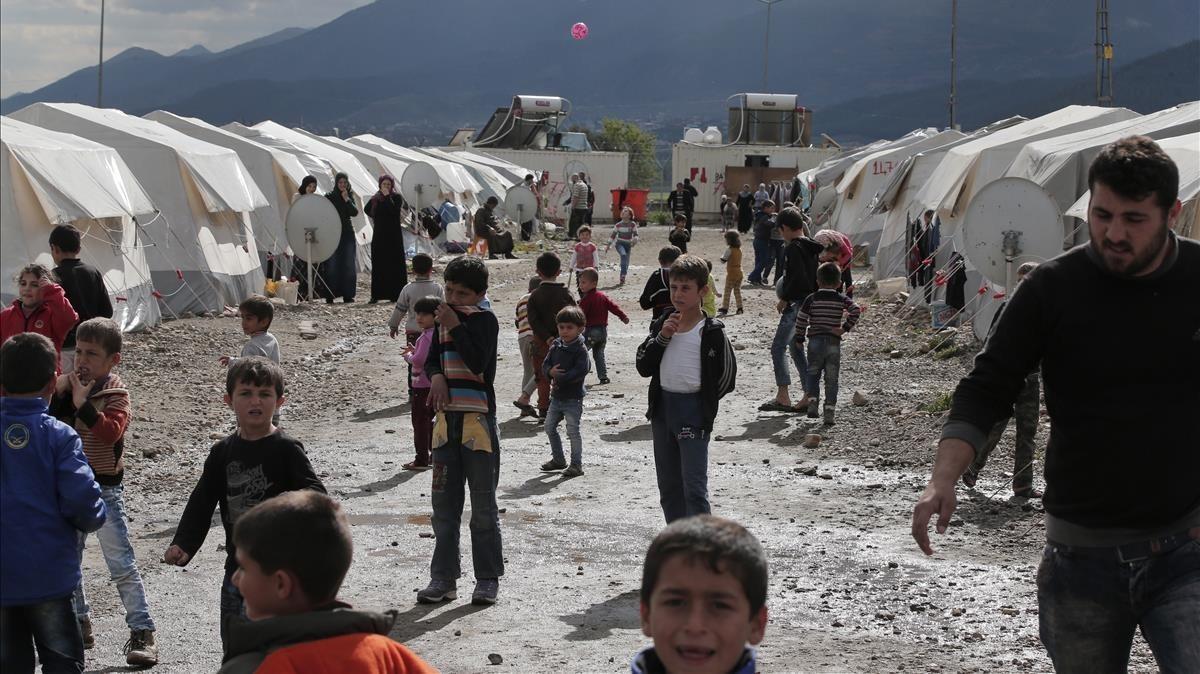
left=218, top=491, right=437, bottom=673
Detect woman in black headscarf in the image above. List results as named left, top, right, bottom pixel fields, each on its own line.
left=324, top=172, right=359, bottom=303
left=291, top=176, right=320, bottom=299
left=363, top=174, right=409, bottom=303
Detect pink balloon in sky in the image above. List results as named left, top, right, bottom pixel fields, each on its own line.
left=571, top=22, right=589, bottom=40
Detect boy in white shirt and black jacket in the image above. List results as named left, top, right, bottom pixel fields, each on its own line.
left=636, top=255, right=736, bottom=523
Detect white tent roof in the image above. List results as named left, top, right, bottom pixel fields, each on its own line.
left=250, top=121, right=377, bottom=198
left=348, top=134, right=480, bottom=198
left=417, top=146, right=516, bottom=203
left=291, top=128, right=412, bottom=193
left=223, top=122, right=338, bottom=191
left=912, top=105, right=1140, bottom=226
left=1065, top=132, right=1200, bottom=235
left=1006, top=101, right=1200, bottom=212
left=449, top=149, right=533, bottom=183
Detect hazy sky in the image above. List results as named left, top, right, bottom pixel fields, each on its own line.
left=0, top=0, right=373, bottom=98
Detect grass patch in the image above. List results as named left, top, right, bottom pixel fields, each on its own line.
left=921, top=391, right=953, bottom=414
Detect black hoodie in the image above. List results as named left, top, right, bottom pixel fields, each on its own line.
left=636, top=313, right=736, bottom=432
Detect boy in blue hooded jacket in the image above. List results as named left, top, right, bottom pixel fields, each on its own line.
left=1, top=332, right=106, bottom=673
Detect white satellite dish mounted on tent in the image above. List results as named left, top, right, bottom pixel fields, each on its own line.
left=401, top=162, right=443, bottom=212
left=962, top=177, right=1063, bottom=292
left=285, top=194, right=341, bottom=302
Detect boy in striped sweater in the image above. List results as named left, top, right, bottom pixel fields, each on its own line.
left=513, top=277, right=541, bottom=417
left=793, top=262, right=861, bottom=425
left=418, top=256, right=504, bottom=607
left=49, top=317, right=159, bottom=666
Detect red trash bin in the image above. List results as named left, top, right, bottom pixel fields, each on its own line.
left=611, top=188, right=650, bottom=222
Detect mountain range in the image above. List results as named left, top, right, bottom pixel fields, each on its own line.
left=3, top=0, right=1197, bottom=150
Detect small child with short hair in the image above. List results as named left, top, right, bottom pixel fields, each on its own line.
left=568, top=226, right=599, bottom=288
left=577, top=268, right=629, bottom=385
left=50, top=223, right=114, bottom=374
left=218, top=491, right=437, bottom=673
left=513, top=277, right=542, bottom=417
left=638, top=246, right=682, bottom=322
left=164, top=357, right=326, bottom=644
left=668, top=214, right=691, bottom=254
left=0, top=263, right=78, bottom=368
left=636, top=255, right=737, bottom=523
left=634, top=515, right=768, bottom=674
left=793, top=262, right=861, bottom=425
left=526, top=253, right=576, bottom=420
left=389, top=253, right=445, bottom=344
left=702, top=259, right=720, bottom=317
left=540, top=305, right=590, bottom=477
left=1, top=332, right=107, bottom=674
left=400, top=296, right=441, bottom=471
left=718, top=230, right=744, bottom=316
left=221, top=295, right=280, bottom=367
left=48, top=317, right=159, bottom=664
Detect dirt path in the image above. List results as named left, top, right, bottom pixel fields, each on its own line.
left=77, top=227, right=1157, bottom=673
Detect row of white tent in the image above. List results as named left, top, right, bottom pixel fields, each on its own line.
left=1, top=102, right=535, bottom=330
left=804, top=101, right=1200, bottom=331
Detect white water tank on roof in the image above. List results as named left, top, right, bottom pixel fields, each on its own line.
left=703, top=126, right=723, bottom=144
left=513, top=95, right=565, bottom=114
left=683, top=127, right=705, bottom=144
left=743, top=93, right=799, bottom=110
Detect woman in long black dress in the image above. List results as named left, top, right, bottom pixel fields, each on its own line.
left=291, top=176, right=319, bottom=300
left=324, top=172, right=359, bottom=303
left=363, top=174, right=409, bottom=303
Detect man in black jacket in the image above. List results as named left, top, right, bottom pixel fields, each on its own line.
left=912, top=136, right=1200, bottom=672
left=49, top=224, right=113, bottom=373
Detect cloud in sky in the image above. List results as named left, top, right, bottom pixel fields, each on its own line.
left=0, top=0, right=373, bottom=98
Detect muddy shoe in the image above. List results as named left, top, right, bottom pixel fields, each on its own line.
left=79, top=618, right=94, bottom=650
left=806, top=399, right=820, bottom=419
left=541, top=459, right=567, bottom=472
left=416, top=579, right=457, bottom=604
left=471, top=578, right=499, bottom=605
left=402, top=461, right=431, bottom=471
left=823, top=406, right=836, bottom=426
left=563, top=464, right=584, bottom=478
left=124, top=629, right=158, bottom=667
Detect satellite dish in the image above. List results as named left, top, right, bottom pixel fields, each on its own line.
left=961, top=177, right=1063, bottom=289
left=972, top=294, right=1002, bottom=343
left=504, top=185, right=538, bottom=225
left=285, top=195, right=341, bottom=263
left=401, top=162, right=443, bottom=212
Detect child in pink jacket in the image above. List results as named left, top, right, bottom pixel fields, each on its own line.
left=401, top=297, right=441, bottom=470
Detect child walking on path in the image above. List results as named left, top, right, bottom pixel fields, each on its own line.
left=540, top=306, right=590, bottom=477
left=719, top=230, right=744, bottom=316
left=760, top=207, right=824, bottom=414
left=703, top=259, right=720, bottom=317
left=389, top=254, right=445, bottom=347
left=220, top=296, right=280, bottom=367
left=793, top=262, right=861, bottom=425
left=568, top=226, right=599, bottom=288
left=417, top=256, right=504, bottom=606
left=525, top=253, right=576, bottom=420
left=164, top=358, right=326, bottom=645
left=668, top=215, right=691, bottom=254
left=577, top=268, right=629, bottom=385
left=746, top=200, right=777, bottom=286
left=636, top=255, right=737, bottom=523
left=513, top=277, right=541, bottom=417
left=638, top=246, right=682, bottom=322
left=0, top=263, right=78, bottom=368
left=1, top=333, right=107, bottom=674
left=49, top=317, right=159, bottom=666
left=401, top=297, right=441, bottom=471
left=606, top=206, right=639, bottom=284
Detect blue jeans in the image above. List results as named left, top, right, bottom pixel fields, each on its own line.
left=73, top=484, right=154, bottom=631
left=748, top=238, right=771, bottom=284
left=769, top=239, right=785, bottom=284
left=546, top=397, right=584, bottom=467
left=430, top=412, right=504, bottom=582
left=584, top=326, right=608, bottom=380
left=614, top=241, right=632, bottom=278
left=771, top=302, right=807, bottom=387
left=804, top=335, right=842, bottom=407
left=1, top=596, right=84, bottom=673
left=1037, top=539, right=1200, bottom=672
left=651, top=391, right=711, bottom=523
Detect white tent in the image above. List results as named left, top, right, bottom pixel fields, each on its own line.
left=912, top=105, right=1140, bottom=237
left=11, top=103, right=267, bottom=316
left=223, top=122, right=337, bottom=191
left=828, top=129, right=967, bottom=254
left=1, top=117, right=160, bottom=331
left=448, top=149, right=533, bottom=184
left=292, top=128, right=410, bottom=190
left=1005, top=101, right=1200, bottom=244
left=1065, top=132, right=1200, bottom=240
left=805, top=131, right=939, bottom=226
left=146, top=111, right=310, bottom=259
left=418, top=146, right=516, bottom=207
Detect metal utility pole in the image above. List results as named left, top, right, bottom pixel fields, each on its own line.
left=949, top=0, right=958, bottom=130
left=757, top=0, right=787, bottom=92
left=97, top=0, right=105, bottom=107
left=1095, top=0, right=1114, bottom=106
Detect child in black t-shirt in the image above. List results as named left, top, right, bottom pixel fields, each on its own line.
left=163, top=358, right=325, bottom=646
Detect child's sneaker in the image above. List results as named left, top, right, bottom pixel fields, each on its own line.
left=806, top=399, right=820, bottom=418
left=79, top=619, right=95, bottom=650
left=736, top=307, right=744, bottom=314
left=563, top=464, right=584, bottom=478
left=417, top=579, right=458, bottom=604
left=541, top=459, right=567, bottom=472
left=471, top=578, right=499, bottom=605
left=599, top=377, right=610, bottom=385
left=717, top=308, right=728, bottom=317
left=823, top=406, right=836, bottom=426
left=124, top=629, right=158, bottom=667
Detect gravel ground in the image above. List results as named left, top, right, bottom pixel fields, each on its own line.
left=75, top=226, right=1158, bottom=673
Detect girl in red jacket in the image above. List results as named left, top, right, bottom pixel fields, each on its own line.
left=0, top=263, right=78, bottom=367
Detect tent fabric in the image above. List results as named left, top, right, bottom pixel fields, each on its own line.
left=1, top=117, right=160, bottom=331
left=448, top=150, right=533, bottom=184
left=1065, top=132, right=1200, bottom=240
left=11, top=103, right=265, bottom=316
left=147, top=111, right=311, bottom=256
left=223, top=122, right=338, bottom=191
left=417, top=146, right=516, bottom=206
left=349, top=134, right=482, bottom=199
